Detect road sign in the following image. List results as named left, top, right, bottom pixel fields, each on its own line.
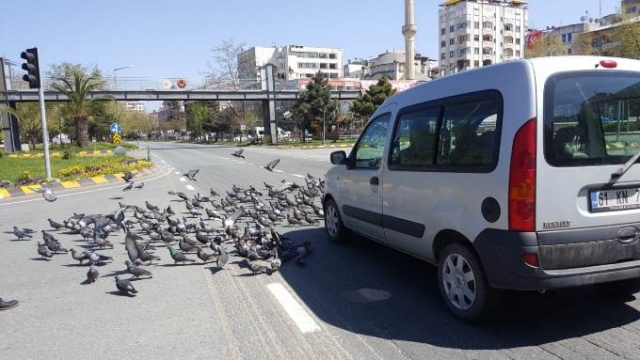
left=110, top=123, right=121, bottom=134
left=112, top=133, right=121, bottom=144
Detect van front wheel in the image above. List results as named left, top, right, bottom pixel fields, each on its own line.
left=324, top=198, right=349, bottom=243
left=438, top=243, right=495, bottom=323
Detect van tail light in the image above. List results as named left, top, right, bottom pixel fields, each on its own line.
left=509, top=118, right=536, bottom=232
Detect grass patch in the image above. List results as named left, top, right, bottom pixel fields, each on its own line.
left=0, top=155, right=151, bottom=186
left=26, top=141, right=137, bottom=154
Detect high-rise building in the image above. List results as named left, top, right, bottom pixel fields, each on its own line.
left=438, top=0, right=529, bottom=76
left=237, top=45, right=343, bottom=82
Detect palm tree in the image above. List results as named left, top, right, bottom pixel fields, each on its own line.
left=51, top=72, right=107, bottom=147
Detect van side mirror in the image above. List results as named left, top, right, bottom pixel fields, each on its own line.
left=330, top=150, right=347, bottom=165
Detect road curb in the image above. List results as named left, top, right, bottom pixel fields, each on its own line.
left=0, top=166, right=157, bottom=200
left=6, top=150, right=114, bottom=158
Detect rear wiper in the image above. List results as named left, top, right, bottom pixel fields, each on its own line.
left=611, top=149, right=640, bottom=179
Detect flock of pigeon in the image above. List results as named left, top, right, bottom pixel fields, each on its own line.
left=9, top=150, right=325, bottom=297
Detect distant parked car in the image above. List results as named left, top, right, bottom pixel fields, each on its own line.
left=0, top=140, right=4, bottom=148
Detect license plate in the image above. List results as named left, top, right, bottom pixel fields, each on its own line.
left=590, top=187, right=640, bottom=212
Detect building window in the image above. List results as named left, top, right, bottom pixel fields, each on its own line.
left=516, top=50, right=521, bottom=57
left=459, top=48, right=467, bottom=56
left=474, top=34, right=479, bottom=41
left=562, top=34, right=567, bottom=43
left=320, top=63, right=327, bottom=69
left=459, top=35, right=468, bottom=43
left=505, top=23, right=513, bottom=31
left=515, top=25, right=521, bottom=32
left=441, top=41, right=446, bottom=48
left=441, top=28, right=446, bottom=35
left=329, top=64, right=336, bottom=69
left=474, top=60, right=479, bottom=67
left=450, top=51, right=455, bottom=57
left=516, top=38, right=521, bottom=45
left=457, top=22, right=466, bottom=30
left=483, top=34, right=493, bottom=42
left=483, top=21, right=492, bottom=29
left=568, top=48, right=572, bottom=55
left=441, top=52, right=446, bottom=60
left=329, top=54, right=336, bottom=59
left=474, top=47, right=479, bottom=54
left=567, top=33, right=572, bottom=42
left=450, top=25, right=455, bottom=32
left=319, top=53, right=328, bottom=58
left=482, top=48, right=493, bottom=55
left=450, top=38, right=455, bottom=45
left=474, top=21, right=480, bottom=29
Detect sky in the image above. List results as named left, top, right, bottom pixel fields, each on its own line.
left=1, top=0, right=622, bottom=111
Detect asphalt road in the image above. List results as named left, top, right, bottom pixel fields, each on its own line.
left=3, top=141, right=640, bottom=360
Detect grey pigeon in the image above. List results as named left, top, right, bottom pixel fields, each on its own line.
left=196, top=248, right=215, bottom=263
left=115, top=275, right=137, bottom=296
left=184, top=169, right=199, bottom=181
left=37, top=242, right=53, bottom=260
left=125, top=232, right=143, bottom=263
left=122, top=181, right=134, bottom=191
left=231, top=148, right=245, bottom=158
left=121, top=171, right=135, bottom=182
left=134, top=182, right=145, bottom=190
left=264, top=159, right=280, bottom=172
left=13, top=226, right=32, bottom=240
left=125, top=260, right=152, bottom=279
left=48, top=218, right=64, bottom=230
left=244, top=259, right=268, bottom=275
left=35, top=187, right=57, bottom=202
left=89, top=252, right=113, bottom=265
left=70, top=247, right=90, bottom=264
left=168, top=245, right=195, bottom=265
left=216, top=249, right=229, bottom=269
left=86, top=265, right=99, bottom=284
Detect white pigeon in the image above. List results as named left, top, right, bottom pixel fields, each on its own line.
left=37, top=187, right=57, bottom=202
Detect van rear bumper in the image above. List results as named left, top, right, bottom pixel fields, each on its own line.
left=474, top=228, right=640, bottom=291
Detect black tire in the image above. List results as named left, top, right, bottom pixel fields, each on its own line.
left=324, top=198, right=350, bottom=243
left=437, top=243, right=497, bottom=323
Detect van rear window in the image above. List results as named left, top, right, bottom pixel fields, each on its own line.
left=544, top=71, right=640, bottom=167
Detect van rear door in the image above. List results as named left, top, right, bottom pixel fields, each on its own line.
left=540, top=69, right=640, bottom=229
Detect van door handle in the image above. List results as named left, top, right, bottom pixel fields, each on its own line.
left=370, top=177, right=379, bottom=186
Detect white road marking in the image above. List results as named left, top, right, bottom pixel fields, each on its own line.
left=174, top=171, right=181, bottom=175
left=291, top=174, right=305, bottom=178
left=267, top=283, right=321, bottom=334
left=273, top=169, right=284, bottom=173
left=185, top=184, right=195, bottom=191
left=179, top=178, right=187, bottom=182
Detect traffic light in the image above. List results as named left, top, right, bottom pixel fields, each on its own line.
left=20, top=47, right=40, bottom=89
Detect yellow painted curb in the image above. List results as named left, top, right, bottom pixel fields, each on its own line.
left=113, top=172, right=125, bottom=180
left=91, top=176, right=108, bottom=184
left=28, top=184, right=43, bottom=191
left=19, top=186, right=35, bottom=194
left=0, top=189, right=10, bottom=198
left=60, top=180, right=81, bottom=188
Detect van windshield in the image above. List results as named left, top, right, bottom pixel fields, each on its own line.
left=544, top=71, right=640, bottom=167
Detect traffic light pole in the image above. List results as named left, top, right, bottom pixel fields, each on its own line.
left=38, top=77, right=51, bottom=180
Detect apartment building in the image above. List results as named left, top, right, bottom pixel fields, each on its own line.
left=438, top=0, right=529, bottom=76
left=237, top=45, right=344, bottom=82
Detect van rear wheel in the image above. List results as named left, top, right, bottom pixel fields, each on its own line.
left=324, top=198, right=349, bottom=243
left=438, top=243, right=495, bottom=323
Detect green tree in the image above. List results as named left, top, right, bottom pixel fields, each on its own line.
left=290, top=71, right=336, bottom=142
left=51, top=72, right=109, bottom=147
left=350, top=75, right=396, bottom=122
left=614, top=21, right=640, bottom=59
left=186, top=101, right=213, bottom=141
left=525, top=35, right=566, bottom=58
left=15, top=103, right=41, bottom=148
left=572, top=33, right=598, bottom=55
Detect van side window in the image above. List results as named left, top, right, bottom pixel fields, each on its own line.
left=437, top=99, right=499, bottom=167
left=390, top=108, right=439, bottom=167
left=351, top=114, right=391, bottom=169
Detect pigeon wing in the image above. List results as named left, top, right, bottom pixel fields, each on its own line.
left=125, top=232, right=140, bottom=263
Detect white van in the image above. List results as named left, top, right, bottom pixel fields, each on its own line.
left=323, top=56, right=640, bottom=322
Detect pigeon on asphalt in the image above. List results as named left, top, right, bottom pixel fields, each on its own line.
left=184, top=169, right=199, bottom=181
left=125, top=260, right=152, bottom=279
left=37, top=242, right=53, bottom=260
left=115, top=275, right=138, bottom=296
left=35, top=187, right=57, bottom=202
left=231, top=148, right=245, bottom=159
left=168, top=245, right=196, bottom=265
left=244, top=259, right=268, bottom=275
left=125, top=232, right=143, bottom=263
left=122, top=181, right=134, bottom=191
left=47, top=218, right=64, bottom=230
left=13, top=226, right=33, bottom=240
left=216, top=249, right=229, bottom=269
left=134, top=182, right=145, bottom=190
left=196, top=248, right=215, bottom=263
left=70, top=247, right=90, bottom=264
left=264, top=159, right=280, bottom=172
left=86, top=265, right=99, bottom=284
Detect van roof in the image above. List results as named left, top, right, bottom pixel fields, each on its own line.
left=373, top=56, right=640, bottom=117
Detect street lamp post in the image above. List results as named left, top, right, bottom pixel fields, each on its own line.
left=113, top=66, right=131, bottom=127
